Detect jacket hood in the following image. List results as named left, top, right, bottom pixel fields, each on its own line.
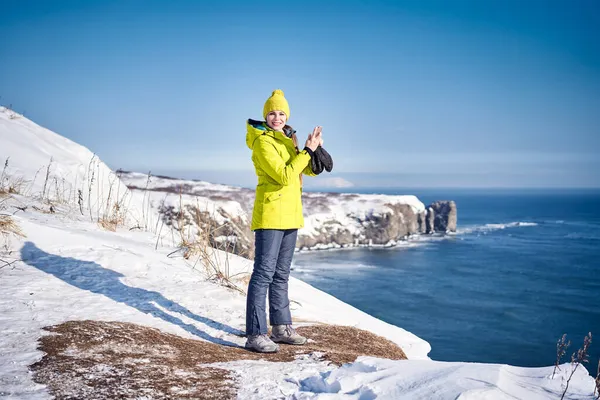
left=246, top=119, right=296, bottom=150
left=246, top=119, right=267, bottom=150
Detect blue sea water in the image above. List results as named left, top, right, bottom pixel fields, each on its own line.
left=292, top=189, right=600, bottom=372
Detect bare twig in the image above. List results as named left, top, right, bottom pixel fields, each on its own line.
left=553, top=334, right=571, bottom=379
left=96, top=161, right=101, bottom=222
left=154, top=193, right=168, bottom=235
left=0, top=157, right=8, bottom=192
left=12, top=205, right=27, bottom=214
left=105, top=171, right=116, bottom=215
left=155, top=219, right=165, bottom=251
left=24, top=165, right=44, bottom=197
left=87, top=155, right=96, bottom=222
left=594, top=359, right=600, bottom=399
left=0, top=258, right=19, bottom=270
left=77, top=189, right=84, bottom=215
left=561, top=332, right=592, bottom=400
left=41, top=157, right=53, bottom=200
left=142, top=171, right=152, bottom=230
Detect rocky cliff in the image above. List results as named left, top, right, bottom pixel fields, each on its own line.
left=120, top=172, right=457, bottom=256
left=297, top=193, right=457, bottom=250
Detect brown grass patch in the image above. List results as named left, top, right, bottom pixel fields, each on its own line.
left=0, top=177, right=25, bottom=196
left=97, top=203, right=126, bottom=232
left=0, top=215, right=25, bottom=237
left=31, top=320, right=406, bottom=399
left=31, top=321, right=238, bottom=400
left=297, top=325, right=407, bottom=365
left=97, top=217, right=118, bottom=232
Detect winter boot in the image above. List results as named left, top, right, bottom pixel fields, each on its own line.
left=270, top=325, right=307, bottom=345
left=245, top=334, right=279, bottom=353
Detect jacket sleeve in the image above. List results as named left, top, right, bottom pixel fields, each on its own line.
left=302, top=163, right=318, bottom=177
left=253, top=137, right=312, bottom=186
left=302, top=146, right=318, bottom=177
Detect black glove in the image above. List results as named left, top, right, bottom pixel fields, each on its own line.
left=310, top=146, right=333, bottom=175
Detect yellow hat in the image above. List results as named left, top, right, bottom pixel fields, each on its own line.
left=263, top=89, right=290, bottom=120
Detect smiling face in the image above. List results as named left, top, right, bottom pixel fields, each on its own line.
left=265, top=110, right=287, bottom=132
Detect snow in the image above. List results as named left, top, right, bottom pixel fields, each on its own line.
left=454, top=221, right=539, bottom=235
left=0, top=107, right=149, bottom=227
left=122, top=171, right=241, bottom=193
left=0, top=108, right=596, bottom=399
left=0, top=199, right=427, bottom=398
left=206, top=357, right=335, bottom=399
left=293, top=357, right=595, bottom=399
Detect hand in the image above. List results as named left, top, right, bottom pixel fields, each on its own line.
left=317, top=126, right=324, bottom=146
left=305, top=126, right=323, bottom=152
left=316, top=126, right=324, bottom=147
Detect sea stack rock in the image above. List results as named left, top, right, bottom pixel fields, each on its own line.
left=417, top=210, right=427, bottom=233
left=428, top=200, right=457, bottom=233
left=425, top=206, right=435, bottom=234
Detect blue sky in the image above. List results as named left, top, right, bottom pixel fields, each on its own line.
left=1, top=0, right=598, bottom=189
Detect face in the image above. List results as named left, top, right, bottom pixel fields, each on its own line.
left=266, top=110, right=287, bottom=131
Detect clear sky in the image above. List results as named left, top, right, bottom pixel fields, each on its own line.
left=1, top=0, right=598, bottom=189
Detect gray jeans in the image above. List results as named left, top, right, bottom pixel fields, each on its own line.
left=246, top=229, right=298, bottom=336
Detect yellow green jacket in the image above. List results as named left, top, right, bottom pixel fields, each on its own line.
left=246, top=119, right=316, bottom=231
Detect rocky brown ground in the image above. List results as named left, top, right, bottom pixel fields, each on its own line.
left=31, top=320, right=407, bottom=399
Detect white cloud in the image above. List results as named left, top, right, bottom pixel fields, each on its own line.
left=311, top=177, right=355, bottom=188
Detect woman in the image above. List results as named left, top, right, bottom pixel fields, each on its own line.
left=244, top=89, right=322, bottom=353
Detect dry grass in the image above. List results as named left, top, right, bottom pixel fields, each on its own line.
left=31, top=321, right=236, bottom=400
left=179, top=236, right=205, bottom=261
left=97, top=217, right=118, bottom=231
left=0, top=158, right=25, bottom=196
left=97, top=204, right=126, bottom=232
left=0, top=155, right=136, bottom=232
left=595, top=359, right=600, bottom=399
left=553, top=333, right=571, bottom=378
left=0, top=176, right=25, bottom=196
left=292, top=317, right=327, bottom=325
left=0, top=215, right=25, bottom=237
left=31, top=320, right=407, bottom=399
left=170, top=191, right=250, bottom=295
left=561, top=332, right=592, bottom=400
left=0, top=214, right=25, bottom=253
left=296, top=325, right=407, bottom=365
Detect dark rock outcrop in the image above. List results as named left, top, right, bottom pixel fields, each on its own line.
left=295, top=199, right=457, bottom=249
left=361, top=203, right=416, bottom=243
left=428, top=200, right=457, bottom=233
left=426, top=207, right=435, bottom=234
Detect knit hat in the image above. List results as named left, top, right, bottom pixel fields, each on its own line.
left=263, top=89, right=290, bottom=120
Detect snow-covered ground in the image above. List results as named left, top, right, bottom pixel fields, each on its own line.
left=0, top=193, right=430, bottom=397
left=1, top=107, right=597, bottom=399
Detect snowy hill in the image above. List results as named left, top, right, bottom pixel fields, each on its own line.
left=0, top=107, right=597, bottom=398
left=0, top=107, right=151, bottom=228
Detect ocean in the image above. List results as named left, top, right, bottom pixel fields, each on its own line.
left=292, top=189, right=600, bottom=372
